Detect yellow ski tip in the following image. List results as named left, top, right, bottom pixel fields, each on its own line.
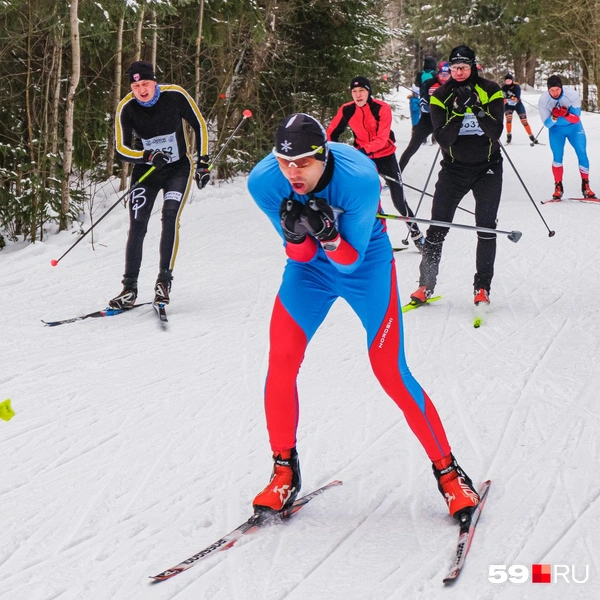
left=0, top=399, right=15, bottom=422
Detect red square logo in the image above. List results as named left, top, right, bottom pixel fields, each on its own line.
left=532, top=564, right=551, bottom=583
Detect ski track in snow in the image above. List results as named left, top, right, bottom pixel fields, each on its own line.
left=1, top=89, right=599, bottom=599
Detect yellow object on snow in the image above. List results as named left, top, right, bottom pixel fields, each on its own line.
left=0, top=399, right=15, bottom=421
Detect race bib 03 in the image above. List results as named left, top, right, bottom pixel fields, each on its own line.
left=458, top=113, right=484, bottom=136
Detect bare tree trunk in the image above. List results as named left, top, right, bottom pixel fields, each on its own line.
left=106, top=15, right=124, bottom=176
left=195, top=0, right=205, bottom=106
left=121, top=9, right=145, bottom=191
left=38, top=33, right=57, bottom=242
left=525, top=52, right=536, bottom=88
left=581, top=58, right=590, bottom=110
left=25, top=15, right=38, bottom=241
left=60, top=0, right=81, bottom=231
left=512, top=55, right=524, bottom=84
left=135, top=9, right=145, bottom=60
left=41, top=37, right=54, bottom=166
left=151, top=11, right=158, bottom=67
left=50, top=27, right=63, bottom=178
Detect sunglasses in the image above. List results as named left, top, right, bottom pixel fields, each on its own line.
left=275, top=155, right=319, bottom=169
left=450, top=64, right=471, bottom=72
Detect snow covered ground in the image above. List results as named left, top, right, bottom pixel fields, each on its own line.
left=1, top=88, right=599, bottom=600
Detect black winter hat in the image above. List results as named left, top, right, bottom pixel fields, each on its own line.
left=350, top=76, right=372, bottom=95
left=423, top=56, right=437, bottom=71
left=547, top=75, right=563, bottom=89
left=504, top=73, right=514, bottom=81
left=273, top=113, right=328, bottom=162
left=448, top=45, right=476, bottom=66
left=128, top=61, right=156, bottom=83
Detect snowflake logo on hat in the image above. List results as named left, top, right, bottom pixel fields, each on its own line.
left=133, top=73, right=140, bottom=82
left=280, top=140, right=292, bottom=153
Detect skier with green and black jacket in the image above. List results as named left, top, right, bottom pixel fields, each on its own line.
left=410, top=45, right=505, bottom=308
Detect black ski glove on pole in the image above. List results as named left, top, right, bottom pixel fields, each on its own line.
left=143, top=149, right=171, bottom=169
left=300, top=196, right=339, bottom=242
left=195, top=155, right=211, bottom=189
left=280, top=197, right=308, bottom=243
left=453, top=85, right=479, bottom=113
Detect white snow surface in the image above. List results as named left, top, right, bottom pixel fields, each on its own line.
left=1, top=89, right=599, bottom=600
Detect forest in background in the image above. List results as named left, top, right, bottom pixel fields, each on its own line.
left=1, top=0, right=599, bottom=246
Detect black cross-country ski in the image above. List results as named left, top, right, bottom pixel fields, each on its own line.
left=153, top=302, right=168, bottom=323
left=392, top=246, right=409, bottom=252
left=150, top=480, right=342, bottom=582
left=443, top=479, right=492, bottom=584
left=42, top=302, right=152, bottom=327
left=540, top=198, right=562, bottom=204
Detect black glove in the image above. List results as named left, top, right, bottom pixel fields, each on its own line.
left=453, top=85, right=478, bottom=112
left=280, top=197, right=308, bottom=244
left=300, top=196, right=338, bottom=242
left=195, top=156, right=210, bottom=189
left=143, top=149, right=171, bottom=169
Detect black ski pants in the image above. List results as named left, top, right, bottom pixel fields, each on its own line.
left=399, top=113, right=433, bottom=173
left=124, top=158, right=194, bottom=280
left=418, top=156, right=503, bottom=293
left=372, top=153, right=420, bottom=237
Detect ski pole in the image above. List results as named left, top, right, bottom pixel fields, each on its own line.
left=377, top=212, right=522, bottom=243
left=401, top=146, right=440, bottom=245
left=530, top=125, right=544, bottom=146
left=50, top=167, right=156, bottom=266
left=380, top=172, right=475, bottom=217
left=499, top=142, right=556, bottom=237
left=208, top=109, right=253, bottom=171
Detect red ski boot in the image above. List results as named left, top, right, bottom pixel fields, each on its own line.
left=432, top=454, right=480, bottom=519
left=410, top=285, right=433, bottom=305
left=582, top=178, right=596, bottom=199
left=552, top=181, right=564, bottom=200
left=253, top=448, right=301, bottom=514
left=473, top=288, right=490, bottom=306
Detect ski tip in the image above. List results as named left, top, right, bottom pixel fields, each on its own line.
left=150, top=565, right=186, bottom=581
left=443, top=571, right=460, bottom=585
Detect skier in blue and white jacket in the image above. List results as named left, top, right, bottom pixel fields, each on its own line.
left=538, top=75, right=595, bottom=200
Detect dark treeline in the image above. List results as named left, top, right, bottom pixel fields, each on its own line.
left=0, top=0, right=596, bottom=246
left=394, top=0, right=599, bottom=105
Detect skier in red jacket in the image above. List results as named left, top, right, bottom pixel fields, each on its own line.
left=327, top=76, right=423, bottom=250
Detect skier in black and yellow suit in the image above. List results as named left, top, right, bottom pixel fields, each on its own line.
left=111, top=60, right=209, bottom=308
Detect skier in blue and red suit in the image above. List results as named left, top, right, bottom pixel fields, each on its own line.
left=247, top=112, right=480, bottom=520
left=538, top=74, right=596, bottom=200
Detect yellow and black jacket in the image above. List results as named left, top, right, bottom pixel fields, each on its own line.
left=115, top=84, right=208, bottom=166
left=430, top=76, right=504, bottom=166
